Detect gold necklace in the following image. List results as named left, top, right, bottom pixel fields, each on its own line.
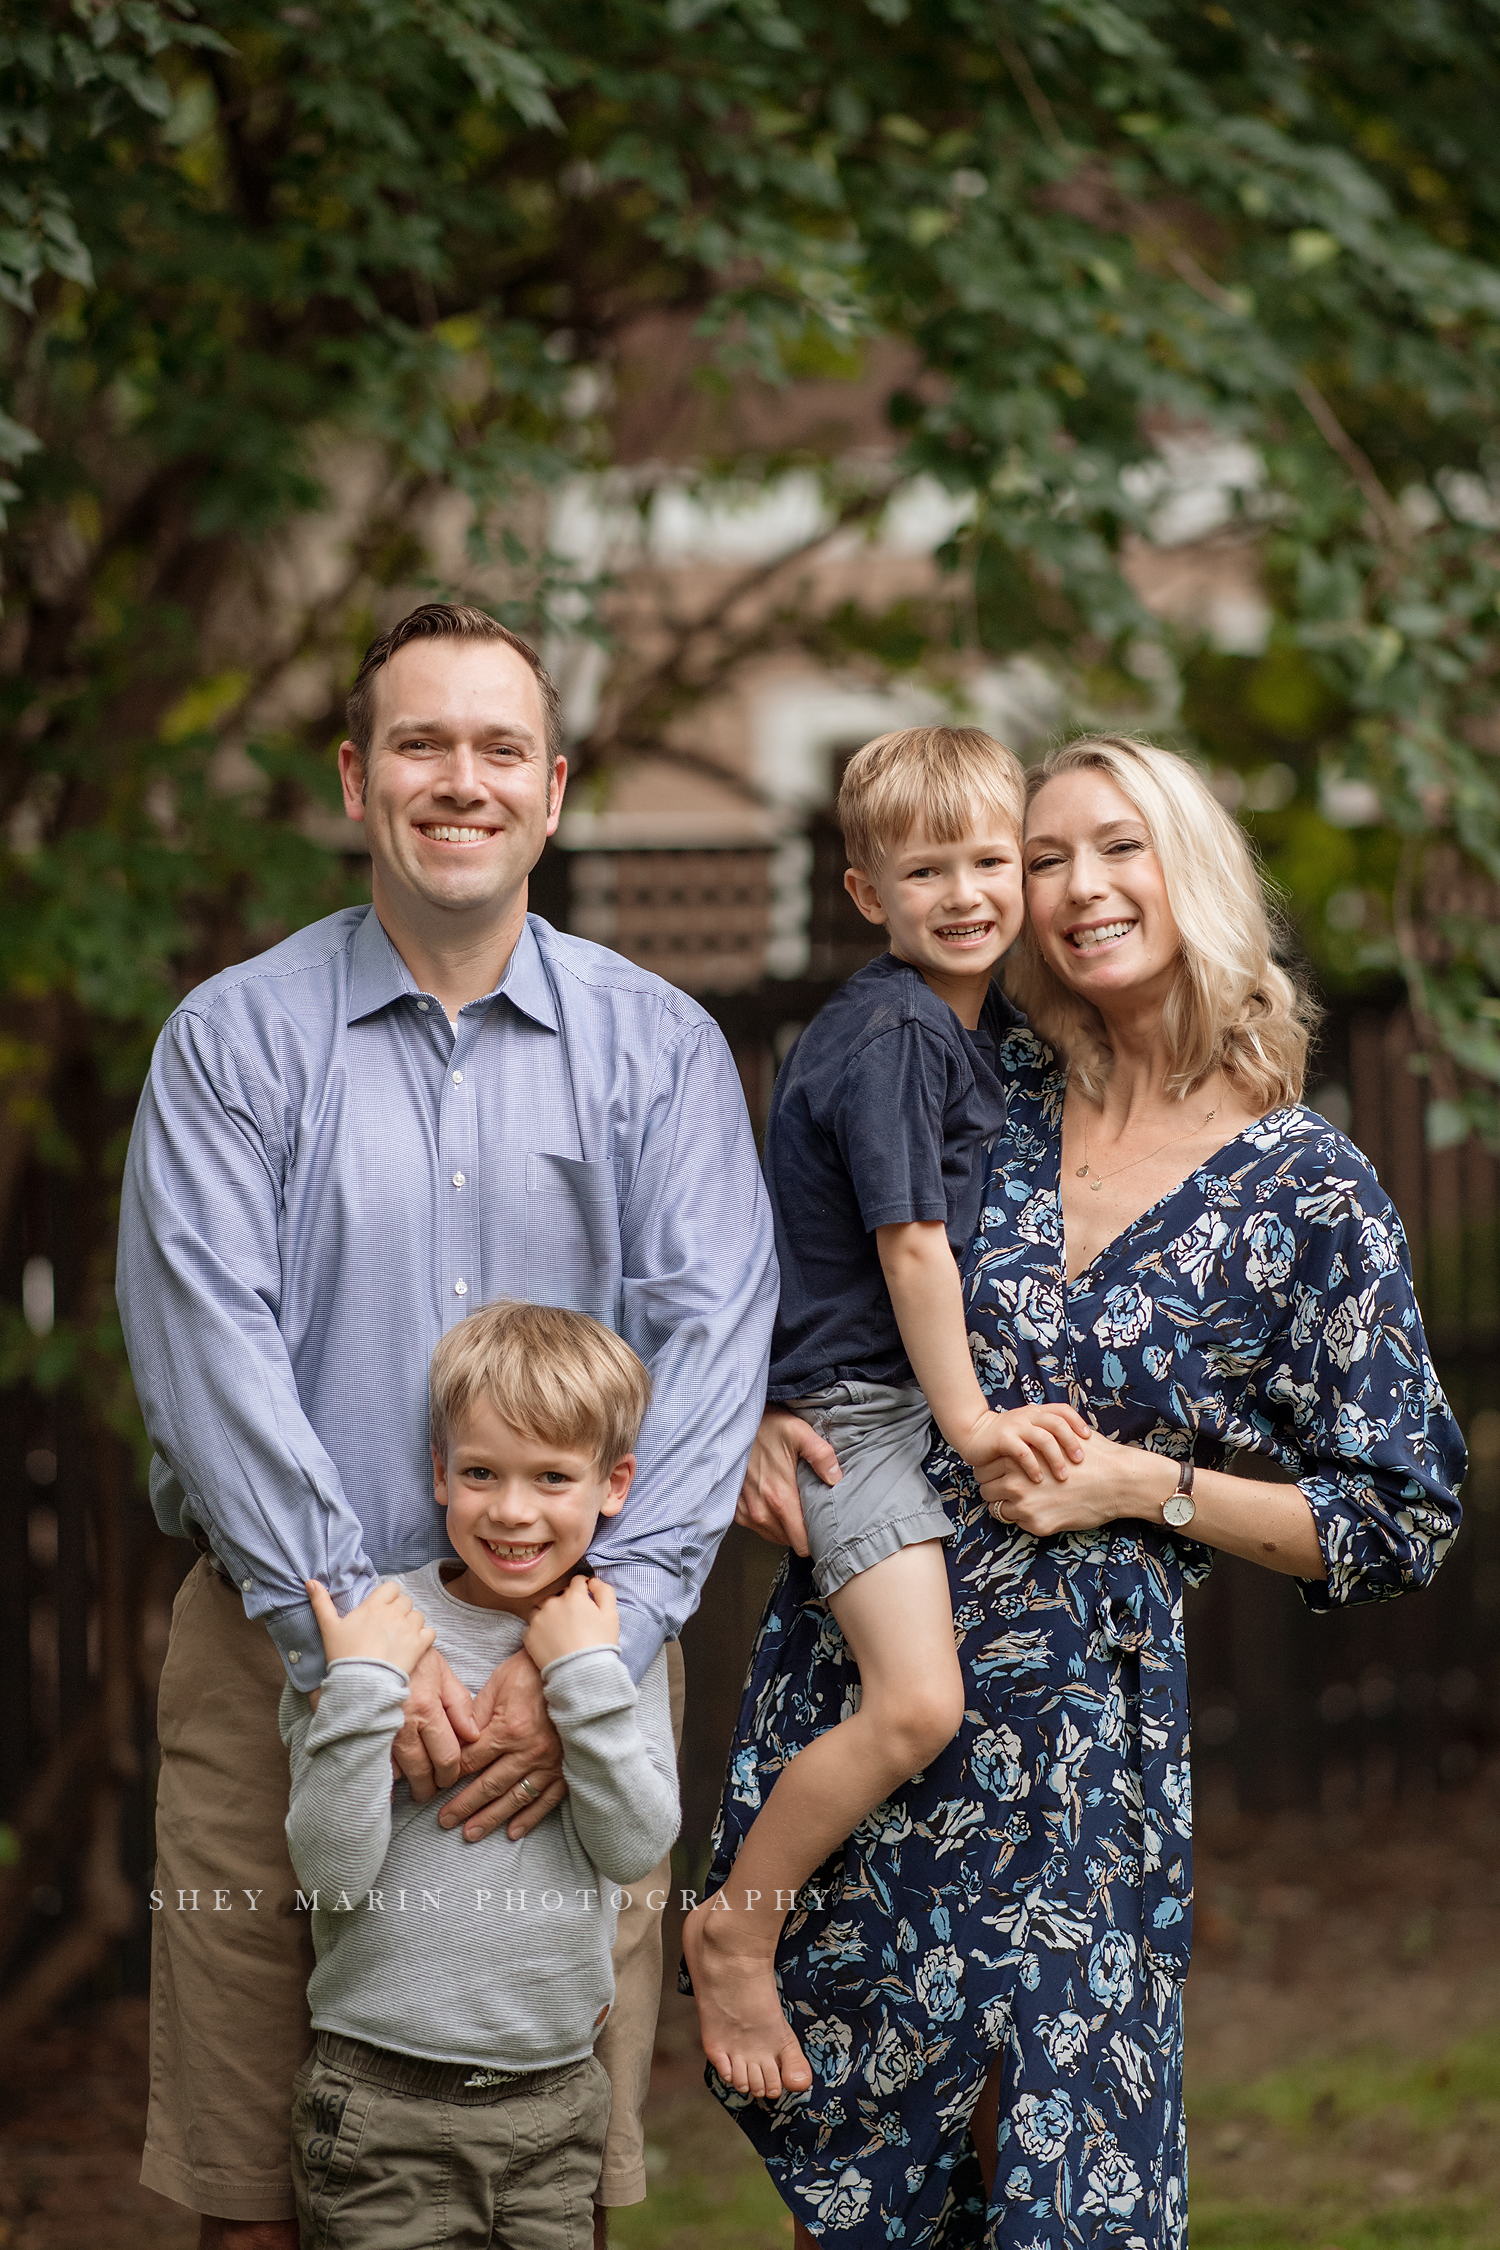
left=1075, top=1078, right=1222, bottom=1194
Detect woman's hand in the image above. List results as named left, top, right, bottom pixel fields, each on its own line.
left=734, top=1408, right=840, bottom=1555
left=980, top=1428, right=1173, bottom=1535
left=982, top=1437, right=1327, bottom=1579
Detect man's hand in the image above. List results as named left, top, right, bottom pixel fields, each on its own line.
left=960, top=1402, right=1092, bottom=1480
left=438, top=1647, right=567, bottom=1843
left=392, top=1643, right=480, bottom=1801
left=306, top=1578, right=436, bottom=1676
left=734, top=1408, right=839, bottom=1554
left=525, top=1577, right=620, bottom=1669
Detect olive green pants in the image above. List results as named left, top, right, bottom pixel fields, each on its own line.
left=292, top=2032, right=610, bottom=2249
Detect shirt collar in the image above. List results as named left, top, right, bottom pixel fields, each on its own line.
left=345, top=906, right=559, bottom=1034
left=496, top=919, right=559, bottom=1033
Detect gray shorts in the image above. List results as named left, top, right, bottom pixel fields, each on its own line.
left=788, top=1380, right=956, bottom=1598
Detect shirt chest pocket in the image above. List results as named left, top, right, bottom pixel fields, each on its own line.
left=525, top=1153, right=624, bottom=1328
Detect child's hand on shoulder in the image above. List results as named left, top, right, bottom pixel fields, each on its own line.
left=524, top=1577, right=619, bottom=1669
left=306, top=1579, right=436, bottom=1679
left=964, top=1401, right=1092, bottom=1483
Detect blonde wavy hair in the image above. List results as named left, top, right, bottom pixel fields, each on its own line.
left=1006, top=734, right=1319, bottom=1110
left=429, top=1299, right=651, bottom=1471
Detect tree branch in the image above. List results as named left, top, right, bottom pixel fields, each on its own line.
left=996, top=31, right=1070, bottom=160
left=1160, top=244, right=1407, bottom=548
left=573, top=488, right=889, bottom=775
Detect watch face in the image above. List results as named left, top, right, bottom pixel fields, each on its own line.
left=1163, top=1492, right=1197, bottom=1528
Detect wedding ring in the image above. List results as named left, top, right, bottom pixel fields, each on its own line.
left=515, top=1775, right=540, bottom=1804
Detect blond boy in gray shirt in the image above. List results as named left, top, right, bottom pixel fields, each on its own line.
left=281, top=1301, right=679, bottom=2249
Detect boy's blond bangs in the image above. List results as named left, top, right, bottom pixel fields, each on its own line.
left=429, top=1299, right=651, bottom=1472
left=837, top=727, right=1026, bottom=875
left=1008, top=734, right=1319, bottom=1111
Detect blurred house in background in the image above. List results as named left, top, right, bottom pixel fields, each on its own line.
left=526, top=314, right=1271, bottom=994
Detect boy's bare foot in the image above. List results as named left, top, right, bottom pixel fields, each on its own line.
left=682, top=1899, right=814, bottom=2100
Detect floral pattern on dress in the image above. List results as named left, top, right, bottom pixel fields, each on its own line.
left=691, top=1029, right=1464, bottom=2248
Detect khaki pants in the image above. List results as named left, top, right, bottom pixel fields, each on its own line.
left=142, top=1560, right=685, bottom=2222
left=292, top=2034, right=610, bottom=2249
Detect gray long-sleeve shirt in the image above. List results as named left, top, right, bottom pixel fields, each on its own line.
left=280, top=1562, right=679, bottom=2071
left=118, top=905, right=778, bottom=1688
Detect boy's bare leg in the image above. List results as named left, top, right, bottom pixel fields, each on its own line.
left=683, top=1542, right=963, bottom=2101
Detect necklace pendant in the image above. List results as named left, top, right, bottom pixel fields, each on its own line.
left=1089, top=1178, right=1104, bottom=1193
left=1075, top=1165, right=1090, bottom=1178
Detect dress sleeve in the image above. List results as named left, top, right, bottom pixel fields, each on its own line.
left=1238, top=1157, right=1466, bottom=1610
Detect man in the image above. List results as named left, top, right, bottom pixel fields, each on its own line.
left=118, top=603, right=778, bottom=2248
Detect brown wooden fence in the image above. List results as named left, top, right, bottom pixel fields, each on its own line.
left=0, top=1078, right=177, bottom=2032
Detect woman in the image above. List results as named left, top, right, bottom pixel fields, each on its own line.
left=697, top=735, right=1465, bottom=2248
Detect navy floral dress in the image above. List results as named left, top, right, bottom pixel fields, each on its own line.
left=693, top=1028, right=1464, bottom=2247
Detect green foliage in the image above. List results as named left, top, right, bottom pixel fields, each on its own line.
left=822, top=595, right=942, bottom=670
left=4, top=0, right=1500, bottom=1349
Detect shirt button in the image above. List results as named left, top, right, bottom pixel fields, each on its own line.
left=454, top=1280, right=468, bottom=1297
left=452, top=1171, right=466, bottom=1187
left=241, top=1577, right=252, bottom=1591
left=288, top=1651, right=301, bottom=1663
left=417, top=1000, right=430, bottom=1012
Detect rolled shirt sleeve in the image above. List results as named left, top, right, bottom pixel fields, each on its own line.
left=119, top=1009, right=381, bottom=1687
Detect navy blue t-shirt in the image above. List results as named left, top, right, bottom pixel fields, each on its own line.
left=764, top=952, right=1018, bottom=1398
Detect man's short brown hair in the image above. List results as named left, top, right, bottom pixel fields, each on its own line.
left=837, top=725, right=1025, bottom=876
left=429, top=1299, right=651, bottom=1473
left=346, top=603, right=564, bottom=767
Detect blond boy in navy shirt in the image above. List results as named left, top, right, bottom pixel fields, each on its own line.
left=684, top=727, right=1089, bottom=2099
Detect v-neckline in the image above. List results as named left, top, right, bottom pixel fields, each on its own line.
left=1051, top=1073, right=1290, bottom=1291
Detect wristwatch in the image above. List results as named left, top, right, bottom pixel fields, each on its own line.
left=1162, top=1458, right=1197, bottom=1529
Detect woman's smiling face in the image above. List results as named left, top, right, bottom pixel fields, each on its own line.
left=1024, top=767, right=1182, bottom=1009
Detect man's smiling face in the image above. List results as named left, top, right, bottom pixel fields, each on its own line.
left=337, top=636, right=565, bottom=929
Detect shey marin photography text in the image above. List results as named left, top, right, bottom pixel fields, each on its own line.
left=146, top=1882, right=808, bottom=1915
